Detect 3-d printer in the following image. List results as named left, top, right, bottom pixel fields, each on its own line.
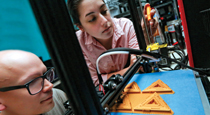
left=29, top=0, right=210, bottom=115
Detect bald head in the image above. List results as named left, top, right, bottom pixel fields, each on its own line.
left=0, top=50, right=46, bottom=88
left=0, top=50, right=55, bottom=115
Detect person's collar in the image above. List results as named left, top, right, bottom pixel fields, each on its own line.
left=84, top=32, right=98, bottom=46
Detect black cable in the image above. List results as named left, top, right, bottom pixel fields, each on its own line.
left=166, top=45, right=188, bottom=70
left=100, top=47, right=158, bottom=58
left=96, top=48, right=159, bottom=85
left=171, top=50, right=185, bottom=70
left=172, top=50, right=184, bottom=61
left=158, top=52, right=209, bottom=75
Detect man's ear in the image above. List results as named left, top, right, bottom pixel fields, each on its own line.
left=0, top=102, right=6, bottom=111
left=76, top=24, right=84, bottom=32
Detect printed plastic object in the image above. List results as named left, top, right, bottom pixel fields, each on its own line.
left=110, top=92, right=174, bottom=114
left=133, top=92, right=174, bottom=114
left=110, top=80, right=174, bottom=114
left=142, top=79, right=175, bottom=94
left=123, top=81, right=141, bottom=93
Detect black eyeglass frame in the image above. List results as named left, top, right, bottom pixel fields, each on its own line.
left=0, top=67, right=55, bottom=95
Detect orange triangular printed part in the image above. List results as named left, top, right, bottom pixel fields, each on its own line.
left=124, top=81, right=141, bottom=93
left=133, top=93, right=174, bottom=114
left=109, top=94, right=132, bottom=113
left=142, top=79, right=175, bottom=94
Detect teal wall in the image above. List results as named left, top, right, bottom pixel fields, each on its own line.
left=0, top=0, right=50, bottom=61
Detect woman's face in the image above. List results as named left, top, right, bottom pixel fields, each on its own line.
left=77, top=0, right=114, bottom=40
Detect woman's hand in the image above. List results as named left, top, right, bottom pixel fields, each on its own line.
left=141, top=3, right=158, bottom=45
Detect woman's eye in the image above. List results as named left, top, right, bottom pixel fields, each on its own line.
left=89, top=17, right=96, bottom=22
left=101, top=10, right=107, bottom=15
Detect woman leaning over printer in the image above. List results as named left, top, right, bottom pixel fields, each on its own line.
left=67, top=0, right=158, bottom=86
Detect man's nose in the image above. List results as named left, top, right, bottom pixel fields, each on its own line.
left=42, top=79, right=54, bottom=92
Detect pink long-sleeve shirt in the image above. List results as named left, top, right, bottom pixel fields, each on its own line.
left=76, top=18, right=139, bottom=86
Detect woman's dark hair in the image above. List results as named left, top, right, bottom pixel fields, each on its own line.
left=67, top=0, right=83, bottom=25
left=67, top=0, right=105, bottom=25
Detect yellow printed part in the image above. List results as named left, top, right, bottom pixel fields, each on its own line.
left=146, top=43, right=167, bottom=51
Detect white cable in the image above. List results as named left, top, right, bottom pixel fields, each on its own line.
left=96, top=51, right=129, bottom=74
left=141, top=54, right=160, bottom=62
left=96, top=51, right=159, bottom=75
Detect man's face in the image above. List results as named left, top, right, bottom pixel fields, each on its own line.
left=0, top=53, right=54, bottom=115
left=77, top=0, right=114, bottom=40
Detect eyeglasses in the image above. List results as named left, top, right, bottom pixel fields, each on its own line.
left=0, top=67, right=55, bottom=95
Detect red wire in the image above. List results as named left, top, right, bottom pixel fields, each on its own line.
left=99, top=84, right=105, bottom=95
left=173, top=41, right=178, bottom=45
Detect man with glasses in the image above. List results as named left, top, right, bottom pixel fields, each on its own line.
left=0, top=50, right=67, bottom=115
